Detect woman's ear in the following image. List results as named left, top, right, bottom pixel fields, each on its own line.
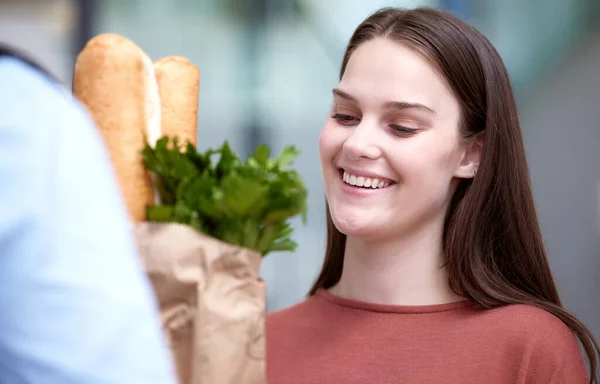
left=454, top=132, right=484, bottom=179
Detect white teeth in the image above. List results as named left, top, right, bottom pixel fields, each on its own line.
left=342, top=171, right=390, bottom=189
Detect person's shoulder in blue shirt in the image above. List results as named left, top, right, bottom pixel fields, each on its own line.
left=0, top=56, right=177, bottom=383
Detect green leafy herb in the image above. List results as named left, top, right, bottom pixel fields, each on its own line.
left=141, top=136, right=308, bottom=256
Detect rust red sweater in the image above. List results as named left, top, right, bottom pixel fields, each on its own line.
left=267, top=289, right=589, bottom=384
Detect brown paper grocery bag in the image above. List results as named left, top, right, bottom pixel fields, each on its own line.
left=133, top=222, right=266, bottom=384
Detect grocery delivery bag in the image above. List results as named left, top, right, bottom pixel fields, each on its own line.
left=133, top=222, right=266, bottom=384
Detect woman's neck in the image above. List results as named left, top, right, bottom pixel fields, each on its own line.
left=329, top=222, right=463, bottom=306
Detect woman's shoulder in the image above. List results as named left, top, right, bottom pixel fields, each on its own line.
left=482, top=303, right=579, bottom=345
left=479, top=303, right=588, bottom=378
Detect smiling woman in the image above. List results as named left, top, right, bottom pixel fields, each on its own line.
left=266, top=6, right=599, bottom=384
left=321, top=37, right=469, bottom=242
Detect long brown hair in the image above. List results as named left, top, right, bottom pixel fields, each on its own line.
left=309, top=7, right=599, bottom=382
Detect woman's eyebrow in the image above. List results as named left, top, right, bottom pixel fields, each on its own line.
left=384, top=100, right=437, bottom=115
left=332, top=88, right=436, bottom=115
left=332, top=88, right=358, bottom=102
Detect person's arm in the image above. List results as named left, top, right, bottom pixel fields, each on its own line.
left=0, top=57, right=177, bottom=384
left=524, top=313, right=590, bottom=384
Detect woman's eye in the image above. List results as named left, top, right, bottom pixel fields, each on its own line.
left=390, top=124, right=418, bottom=136
left=332, top=113, right=359, bottom=125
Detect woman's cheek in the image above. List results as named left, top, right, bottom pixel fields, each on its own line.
left=319, top=122, right=342, bottom=158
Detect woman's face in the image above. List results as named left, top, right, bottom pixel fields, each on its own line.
left=319, top=37, right=479, bottom=241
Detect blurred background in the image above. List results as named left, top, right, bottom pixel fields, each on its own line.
left=1, top=0, right=598, bottom=340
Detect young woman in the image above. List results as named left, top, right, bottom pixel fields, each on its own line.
left=267, top=7, right=599, bottom=384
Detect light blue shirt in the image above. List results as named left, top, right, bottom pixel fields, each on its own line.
left=0, top=57, right=177, bottom=383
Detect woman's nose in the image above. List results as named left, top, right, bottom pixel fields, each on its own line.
left=342, top=122, right=382, bottom=160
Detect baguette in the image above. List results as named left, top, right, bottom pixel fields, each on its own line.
left=72, top=33, right=162, bottom=222
left=154, top=56, right=200, bottom=148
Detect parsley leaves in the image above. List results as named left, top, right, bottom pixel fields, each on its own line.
left=142, top=137, right=308, bottom=256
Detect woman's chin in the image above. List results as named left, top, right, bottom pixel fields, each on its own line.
left=330, top=212, right=383, bottom=240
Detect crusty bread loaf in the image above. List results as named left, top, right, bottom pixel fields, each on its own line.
left=154, top=56, right=200, bottom=148
left=72, top=33, right=161, bottom=222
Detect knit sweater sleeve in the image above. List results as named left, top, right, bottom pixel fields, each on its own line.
left=523, top=311, right=590, bottom=384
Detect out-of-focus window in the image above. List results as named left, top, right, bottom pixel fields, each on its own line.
left=0, top=0, right=76, bottom=83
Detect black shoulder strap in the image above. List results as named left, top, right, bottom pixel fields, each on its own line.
left=0, top=43, right=61, bottom=83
